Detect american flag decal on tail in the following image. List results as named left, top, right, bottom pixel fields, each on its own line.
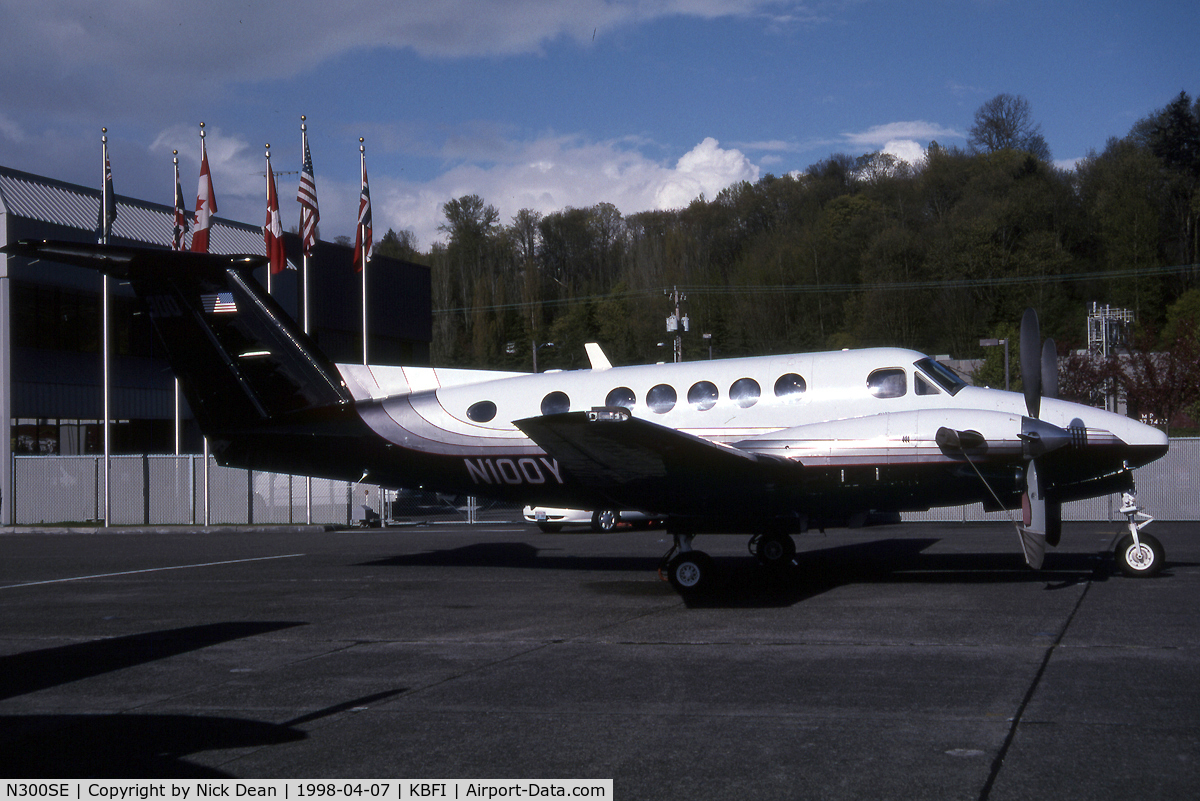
left=200, top=292, right=237, bottom=314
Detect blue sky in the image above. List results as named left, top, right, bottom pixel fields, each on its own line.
left=1, top=1, right=1196, bottom=250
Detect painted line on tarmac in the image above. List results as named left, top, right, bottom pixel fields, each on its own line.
left=0, top=553, right=306, bottom=590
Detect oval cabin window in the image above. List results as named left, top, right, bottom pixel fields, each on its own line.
left=647, top=384, right=677, bottom=414
left=688, top=381, right=719, bottom=411
left=466, top=400, right=497, bottom=423
left=774, top=373, right=807, bottom=400
left=606, top=387, right=636, bottom=410
left=729, top=378, right=761, bottom=408
left=540, top=391, right=570, bottom=415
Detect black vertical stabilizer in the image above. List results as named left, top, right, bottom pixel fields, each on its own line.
left=3, top=241, right=353, bottom=436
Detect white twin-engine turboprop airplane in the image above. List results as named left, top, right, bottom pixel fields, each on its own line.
left=6, top=240, right=1169, bottom=594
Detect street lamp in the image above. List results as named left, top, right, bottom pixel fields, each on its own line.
left=979, top=338, right=1009, bottom=391
left=532, top=341, right=554, bottom=373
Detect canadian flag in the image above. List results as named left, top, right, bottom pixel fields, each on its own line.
left=264, top=163, right=287, bottom=274
left=191, top=138, right=217, bottom=253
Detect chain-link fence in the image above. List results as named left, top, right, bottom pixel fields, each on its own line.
left=9, top=439, right=1197, bottom=526
left=10, top=454, right=522, bottom=526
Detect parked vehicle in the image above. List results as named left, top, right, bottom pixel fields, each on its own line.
left=523, top=506, right=661, bottom=533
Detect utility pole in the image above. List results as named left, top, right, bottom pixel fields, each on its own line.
left=665, top=286, right=688, bottom=363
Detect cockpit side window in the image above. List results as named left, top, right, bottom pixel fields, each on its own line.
left=915, top=374, right=940, bottom=396
left=867, top=368, right=907, bottom=399
left=914, top=358, right=967, bottom=395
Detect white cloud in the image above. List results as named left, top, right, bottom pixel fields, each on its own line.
left=880, top=139, right=926, bottom=168
left=655, top=137, right=759, bottom=208
left=842, top=121, right=964, bottom=149
left=0, top=113, right=26, bottom=144
left=375, top=136, right=760, bottom=248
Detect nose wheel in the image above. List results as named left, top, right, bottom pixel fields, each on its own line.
left=1114, top=493, right=1165, bottom=578
left=660, top=533, right=715, bottom=595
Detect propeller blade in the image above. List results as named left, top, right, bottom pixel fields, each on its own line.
left=1041, top=338, right=1058, bottom=400
left=1018, top=458, right=1047, bottom=569
left=1046, top=501, right=1062, bottom=548
left=1020, top=308, right=1042, bottom=418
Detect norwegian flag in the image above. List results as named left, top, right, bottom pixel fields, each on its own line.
left=264, top=163, right=287, bottom=274
left=352, top=160, right=372, bottom=272
left=97, top=146, right=116, bottom=242
left=297, top=132, right=319, bottom=256
left=171, top=168, right=189, bottom=250
left=191, top=138, right=217, bottom=253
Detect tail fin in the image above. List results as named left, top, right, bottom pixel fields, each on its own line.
left=3, top=240, right=353, bottom=436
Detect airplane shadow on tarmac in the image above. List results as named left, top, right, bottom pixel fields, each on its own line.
left=360, top=537, right=1179, bottom=609
left=0, top=622, right=406, bottom=777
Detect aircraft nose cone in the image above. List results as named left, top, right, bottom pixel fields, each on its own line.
left=1128, top=426, right=1169, bottom=468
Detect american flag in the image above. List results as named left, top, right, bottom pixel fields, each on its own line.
left=353, top=160, right=372, bottom=272
left=172, top=168, right=189, bottom=250
left=297, top=132, right=319, bottom=256
left=200, top=292, right=237, bottom=314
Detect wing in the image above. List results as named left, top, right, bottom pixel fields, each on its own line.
left=514, top=409, right=797, bottom=517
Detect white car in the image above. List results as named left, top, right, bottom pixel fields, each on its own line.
left=522, top=506, right=661, bottom=533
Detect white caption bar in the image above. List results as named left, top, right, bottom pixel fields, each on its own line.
left=2, top=780, right=613, bottom=801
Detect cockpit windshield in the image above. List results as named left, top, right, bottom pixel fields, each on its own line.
left=914, top=357, right=967, bottom=396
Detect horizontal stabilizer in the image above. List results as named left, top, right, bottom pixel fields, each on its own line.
left=3, top=240, right=352, bottom=435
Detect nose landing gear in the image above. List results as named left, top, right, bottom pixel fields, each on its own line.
left=1114, top=492, right=1165, bottom=578
left=660, top=532, right=715, bottom=595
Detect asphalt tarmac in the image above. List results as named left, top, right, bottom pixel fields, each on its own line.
left=0, top=520, right=1196, bottom=799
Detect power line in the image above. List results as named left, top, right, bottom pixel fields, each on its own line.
left=432, top=262, right=1199, bottom=316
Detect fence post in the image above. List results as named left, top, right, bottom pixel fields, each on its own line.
left=94, top=455, right=100, bottom=523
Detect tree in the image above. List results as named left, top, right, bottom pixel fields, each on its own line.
left=375, top=228, right=421, bottom=262
left=968, top=94, right=1051, bottom=161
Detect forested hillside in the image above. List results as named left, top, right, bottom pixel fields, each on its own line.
left=377, top=93, right=1200, bottom=383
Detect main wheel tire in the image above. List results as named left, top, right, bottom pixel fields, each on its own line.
left=591, top=510, right=620, bottom=532
left=667, top=551, right=714, bottom=595
left=1114, top=532, right=1165, bottom=578
left=755, top=533, right=796, bottom=567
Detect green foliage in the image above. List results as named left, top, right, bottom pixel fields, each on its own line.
left=417, top=92, right=1200, bottom=392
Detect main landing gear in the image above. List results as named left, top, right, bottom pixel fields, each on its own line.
left=660, top=530, right=800, bottom=595
left=1114, top=492, right=1165, bottom=578
left=748, top=531, right=796, bottom=569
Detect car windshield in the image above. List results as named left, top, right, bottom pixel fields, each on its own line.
left=914, top=357, right=967, bottom=396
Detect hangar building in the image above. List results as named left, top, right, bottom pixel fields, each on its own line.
left=0, top=164, right=431, bottom=524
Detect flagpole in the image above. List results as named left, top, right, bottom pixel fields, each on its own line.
left=265, top=143, right=273, bottom=296
left=99, top=128, right=112, bottom=528
left=172, top=150, right=182, bottom=456
left=360, top=138, right=368, bottom=365
left=300, top=117, right=313, bottom=525
left=197, top=122, right=210, bottom=524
